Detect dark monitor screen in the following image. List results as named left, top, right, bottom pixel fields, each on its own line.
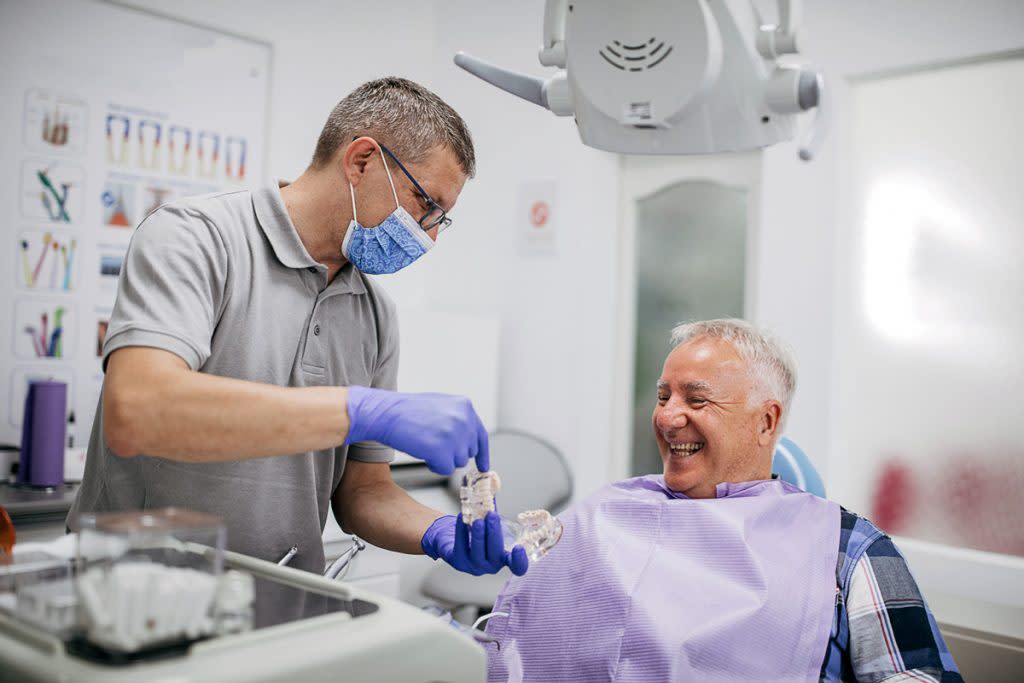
left=250, top=574, right=378, bottom=630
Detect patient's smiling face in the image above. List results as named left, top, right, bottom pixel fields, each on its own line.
left=652, top=336, right=777, bottom=498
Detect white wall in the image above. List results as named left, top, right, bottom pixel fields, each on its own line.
left=753, top=0, right=1024, bottom=486
left=114, top=0, right=622, bottom=499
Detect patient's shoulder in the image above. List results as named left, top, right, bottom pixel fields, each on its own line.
left=835, top=507, right=893, bottom=586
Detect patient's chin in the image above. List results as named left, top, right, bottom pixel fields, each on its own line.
left=663, top=468, right=702, bottom=497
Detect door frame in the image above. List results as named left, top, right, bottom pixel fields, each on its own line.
left=608, top=152, right=763, bottom=481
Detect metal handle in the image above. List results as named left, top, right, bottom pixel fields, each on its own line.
left=277, top=545, right=298, bottom=566
left=324, top=536, right=366, bottom=580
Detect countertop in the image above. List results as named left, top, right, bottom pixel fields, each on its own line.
left=0, top=482, right=79, bottom=521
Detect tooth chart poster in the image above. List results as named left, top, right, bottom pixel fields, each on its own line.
left=0, top=0, right=271, bottom=447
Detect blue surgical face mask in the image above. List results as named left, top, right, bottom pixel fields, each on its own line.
left=341, top=152, right=434, bottom=275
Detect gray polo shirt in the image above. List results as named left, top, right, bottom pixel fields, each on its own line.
left=67, top=186, right=398, bottom=573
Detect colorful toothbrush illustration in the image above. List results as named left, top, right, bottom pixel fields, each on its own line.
left=20, top=240, right=33, bottom=286
left=31, top=232, right=52, bottom=284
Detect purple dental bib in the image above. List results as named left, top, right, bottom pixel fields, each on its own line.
left=486, top=476, right=840, bottom=682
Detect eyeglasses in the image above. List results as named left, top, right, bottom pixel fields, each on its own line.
left=377, top=142, right=453, bottom=234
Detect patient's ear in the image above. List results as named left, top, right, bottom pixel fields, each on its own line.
left=757, top=401, right=783, bottom=447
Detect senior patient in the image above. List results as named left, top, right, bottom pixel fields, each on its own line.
left=485, top=319, right=961, bottom=682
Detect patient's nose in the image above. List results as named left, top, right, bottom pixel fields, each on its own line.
left=656, top=404, right=688, bottom=433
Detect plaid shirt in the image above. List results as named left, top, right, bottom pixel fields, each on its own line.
left=820, top=509, right=963, bottom=682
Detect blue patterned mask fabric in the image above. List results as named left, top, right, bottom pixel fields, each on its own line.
left=341, top=151, right=434, bottom=275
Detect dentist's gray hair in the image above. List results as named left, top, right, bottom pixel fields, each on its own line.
left=311, top=77, right=476, bottom=177
left=669, top=319, right=797, bottom=427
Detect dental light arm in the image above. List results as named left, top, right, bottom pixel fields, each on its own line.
left=455, top=0, right=827, bottom=160
left=756, top=0, right=801, bottom=58
left=453, top=53, right=547, bottom=109
left=538, top=0, right=568, bottom=67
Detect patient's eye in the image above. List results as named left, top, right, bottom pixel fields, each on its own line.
left=656, top=393, right=669, bottom=405
left=688, top=397, right=708, bottom=407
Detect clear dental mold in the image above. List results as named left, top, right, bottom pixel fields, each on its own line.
left=459, top=464, right=563, bottom=562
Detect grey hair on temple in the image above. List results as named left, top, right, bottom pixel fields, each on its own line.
left=669, top=318, right=797, bottom=426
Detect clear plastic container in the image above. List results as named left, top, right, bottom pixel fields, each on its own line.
left=75, top=508, right=229, bottom=653
left=0, top=548, right=76, bottom=636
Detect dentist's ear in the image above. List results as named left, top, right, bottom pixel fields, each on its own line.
left=757, top=401, right=783, bottom=447
left=341, top=137, right=379, bottom=187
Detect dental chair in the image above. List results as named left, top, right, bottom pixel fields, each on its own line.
left=420, top=430, right=573, bottom=623
left=772, top=436, right=826, bottom=497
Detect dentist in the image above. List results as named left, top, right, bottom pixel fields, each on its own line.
left=68, top=77, right=527, bottom=579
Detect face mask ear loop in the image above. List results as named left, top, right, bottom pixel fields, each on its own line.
left=379, top=150, right=402, bottom=210
left=348, top=182, right=358, bottom=224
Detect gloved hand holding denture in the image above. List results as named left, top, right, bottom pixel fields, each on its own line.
left=422, top=463, right=529, bottom=576
left=344, top=386, right=490, bottom=474
left=421, top=512, right=529, bottom=576
left=460, top=465, right=563, bottom=563
left=421, top=464, right=564, bottom=576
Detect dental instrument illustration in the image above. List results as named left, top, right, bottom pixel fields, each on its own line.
left=48, top=241, right=60, bottom=289
left=197, top=130, right=220, bottom=178
left=21, top=234, right=75, bottom=289
left=40, top=312, right=48, bottom=356
left=62, top=240, right=76, bottom=290
left=168, top=125, right=192, bottom=175
left=23, top=326, right=45, bottom=357
left=47, top=327, right=62, bottom=358
left=138, top=119, right=162, bottom=170
left=42, top=107, right=70, bottom=146
left=225, top=136, right=246, bottom=181
left=20, top=241, right=33, bottom=286
left=107, top=189, right=131, bottom=226
left=36, top=169, right=71, bottom=222
left=53, top=306, right=64, bottom=357
left=105, top=114, right=130, bottom=165
left=31, top=233, right=52, bottom=285
left=22, top=307, right=67, bottom=358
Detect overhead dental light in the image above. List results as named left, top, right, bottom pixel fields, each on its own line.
left=454, top=0, right=827, bottom=160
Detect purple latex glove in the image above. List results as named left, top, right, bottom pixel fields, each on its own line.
left=421, top=512, right=529, bottom=577
left=344, top=386, right=490, bottom=474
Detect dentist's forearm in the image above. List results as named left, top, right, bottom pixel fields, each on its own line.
left=335, top=472, right=443, bottom=554
left=104, top=347, right=352, bottom=461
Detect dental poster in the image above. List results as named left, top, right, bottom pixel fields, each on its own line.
left=0, top=0, right=271, bottom=447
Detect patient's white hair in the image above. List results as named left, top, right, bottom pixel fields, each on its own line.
left=669, top=319, right=797, bottom=427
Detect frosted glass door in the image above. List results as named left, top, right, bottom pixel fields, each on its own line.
left=834, top=56, right=1024, bottom=556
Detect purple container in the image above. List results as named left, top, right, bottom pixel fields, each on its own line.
left=19, top=380, right=67, bottom=488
